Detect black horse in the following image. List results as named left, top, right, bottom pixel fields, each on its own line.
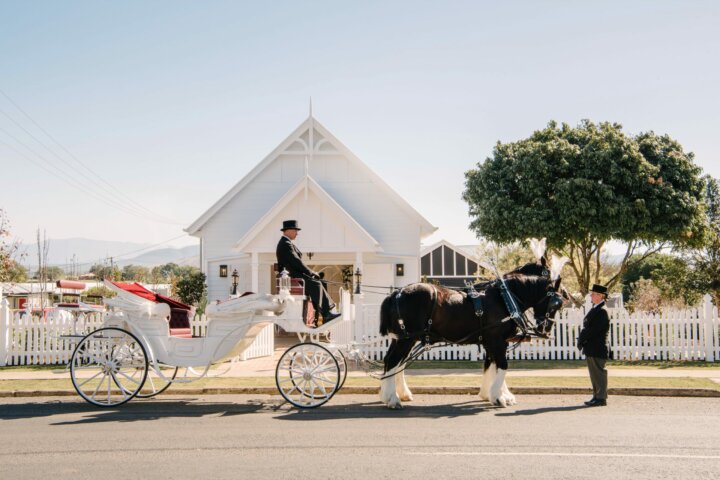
left=378, top=269, right=564, bottom=409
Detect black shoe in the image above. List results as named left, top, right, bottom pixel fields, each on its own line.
left=585, top=398, right=607, bottom=407
left=583, top=397, right=596, bottom=406
left=321, top=312, right=341, bottom=324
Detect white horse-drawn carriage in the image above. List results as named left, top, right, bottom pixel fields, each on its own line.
left=69, top=273, right=348, bottom=408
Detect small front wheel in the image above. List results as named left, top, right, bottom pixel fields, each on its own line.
left=275, top=343, right=340, bottom=408
left=70, top=327, right=148, bottom=407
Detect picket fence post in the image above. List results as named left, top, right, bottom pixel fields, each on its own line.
left=702, top=294, right=715, bottom=362
left=0, top=287, right=8, bottom=366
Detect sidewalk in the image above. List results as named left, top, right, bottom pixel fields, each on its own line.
left=2, top=337, right=720, bottom=397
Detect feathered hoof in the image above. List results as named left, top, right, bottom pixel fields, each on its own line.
left=398, top=391, right=414, bottom=402
left=384, top=393, right=404, bottom=409
left=478, top=389, right=490, bottom=401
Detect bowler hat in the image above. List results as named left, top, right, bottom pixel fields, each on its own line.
left=281, top=220, right=301, bottom=231
left=591, top=284, right=608, bottom=295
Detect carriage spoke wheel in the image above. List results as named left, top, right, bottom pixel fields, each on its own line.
left=136, top=365, right=178, bottom=398
left=275, top=343, right=340, bottom=408
left=70, top=327, right=148, bottom=407
left=331, top=347, right=348, bottom=390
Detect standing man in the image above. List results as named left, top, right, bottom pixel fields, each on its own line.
left=577, top=283, right=610, bottom=407
left=276, top=220, right=341, bottom=327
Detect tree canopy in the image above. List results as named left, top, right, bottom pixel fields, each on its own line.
left=463, top=120, right=708, bottom=296
left=689, top=176, right=720, bottom=305
left=175, top=271, right=206, bottom=307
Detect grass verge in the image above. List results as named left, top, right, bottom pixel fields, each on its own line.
left=1, top=376, right=718, bottom=392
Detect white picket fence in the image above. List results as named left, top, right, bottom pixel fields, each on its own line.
left=0, top=298, right=273, bottom=366
left=1, top=291, right=718, bottom=365
left=352, top=294, right=720, bottom=362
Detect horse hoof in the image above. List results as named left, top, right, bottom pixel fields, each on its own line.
left=398, top=393, right=414, bottom=402
left=387, top=401, right=403, bottom=410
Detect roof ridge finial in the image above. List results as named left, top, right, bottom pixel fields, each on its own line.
left=309, top=96, right=313, bottom=119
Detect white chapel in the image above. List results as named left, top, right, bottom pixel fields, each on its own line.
left=185, top=114, right=437, bottom=305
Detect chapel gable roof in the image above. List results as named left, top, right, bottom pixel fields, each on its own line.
left=185, top=115, right=436, bottom=236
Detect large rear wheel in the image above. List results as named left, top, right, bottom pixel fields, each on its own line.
left=275, top=343, right=340, bottom=408
left=70, top=327, right=148, bottom=407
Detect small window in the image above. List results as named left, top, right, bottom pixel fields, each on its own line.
left=421, top=254, right=431, bottom=276
left=443, top=246, right=454, bottom=276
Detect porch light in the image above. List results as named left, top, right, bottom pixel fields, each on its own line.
left=219, top=265, right=228, bottom=277
left=396, top=263, right=404, bottom=277
left=354, top=267, right=362, bottom=294
left=231, top=269, right=239, bottom=295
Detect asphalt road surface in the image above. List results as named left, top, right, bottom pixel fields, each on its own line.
left=1, top=394, right=719, bottom=479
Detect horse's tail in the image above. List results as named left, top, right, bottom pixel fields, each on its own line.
left=379, top=291, right=397, bottom=336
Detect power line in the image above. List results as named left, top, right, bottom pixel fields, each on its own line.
left=0, top=130, right=181, bottom=223
left=0, top=88, right=185, bottom=225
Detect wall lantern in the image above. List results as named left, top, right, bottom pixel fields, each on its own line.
left=396, top=263, right=404, bottom=277
left=219, top=265, right=228, bottom=277
left=231, top=269, right=239, bottom=295
left=354, top=267, right=362, bottom=294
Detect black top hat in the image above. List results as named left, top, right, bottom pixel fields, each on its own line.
left=591, top=283, right=608, bottom=295
left=281, top=220, right=301, bottom=231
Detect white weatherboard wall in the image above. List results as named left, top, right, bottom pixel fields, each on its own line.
left=187, top=115, right=435, bottom=302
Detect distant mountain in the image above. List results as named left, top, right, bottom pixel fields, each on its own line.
left=18, top=238, right=199, bottom=271
left=117, top=245, right=199, bottom=268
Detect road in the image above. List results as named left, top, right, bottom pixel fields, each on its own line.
left=1, top=394, right=719, bottom=479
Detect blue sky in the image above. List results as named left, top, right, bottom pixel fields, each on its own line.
left=1, top=0, right=719, bottom=252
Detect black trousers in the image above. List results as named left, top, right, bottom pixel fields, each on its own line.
left=586, top=356, right=608, bottom=400
left=298, top=277, right=330, bottom=314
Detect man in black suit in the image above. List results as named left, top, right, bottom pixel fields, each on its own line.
left=577, top=283, right=611, bottom=407
left=276, top=220, right=341, bottom=326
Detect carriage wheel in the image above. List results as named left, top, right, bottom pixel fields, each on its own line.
left=331, top=347, right=348, bottom=390
left=136, top=365, right=178, bottom=398
left=70, top=327, right=148, bottom=407
left=275, top=343, right=340, bottom=408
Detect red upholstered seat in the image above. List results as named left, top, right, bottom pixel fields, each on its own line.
left=169, top=328, right=193, bottom=338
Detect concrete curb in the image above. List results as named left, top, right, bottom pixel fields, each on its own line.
left=1, top=386, right=719, bottom=398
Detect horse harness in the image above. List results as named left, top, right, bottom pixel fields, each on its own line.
left=393, top=285, right=438, bottom=345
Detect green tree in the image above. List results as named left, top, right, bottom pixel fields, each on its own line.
left=121, top=264, right=149, bottom=282
left=175, top=271, right=207, bottom=306
left=38, top=266, right=66, bottom=282
left=82, top=285, right=117, bottom=299
left=689, top=176, right=720, bottom=305
left=0, top=209, right=24, bottom=282
left=4, top=259, right=28, bottom=282
left=89, top=263, right=121, bottom=281
left=463, top=120, right=707, bottom=297
left=622, top=253, right=702, bottom=307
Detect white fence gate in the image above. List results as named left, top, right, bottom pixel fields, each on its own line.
left=351, top=294, right=720, bottom=362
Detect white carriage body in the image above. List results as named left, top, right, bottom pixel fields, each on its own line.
left=102, top=280, right=338, bottom=368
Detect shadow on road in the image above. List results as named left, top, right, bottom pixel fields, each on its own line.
left=495, top=404, right=589, bottom=416
left=273, top=398, right=497, bottom=421
left=1, top=397, right=502, bottom=424
left=0, top=399, right=271, bottom=425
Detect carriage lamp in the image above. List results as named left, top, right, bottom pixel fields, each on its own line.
left=219, top=265, right=228, bottom=278
left=279, top=269, right=291, bottom=293
left=395, top=263, right=404, bottom=277
left=231, top=269, right=239, bottom=295
left=354, top=267, right=362, bottom=294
